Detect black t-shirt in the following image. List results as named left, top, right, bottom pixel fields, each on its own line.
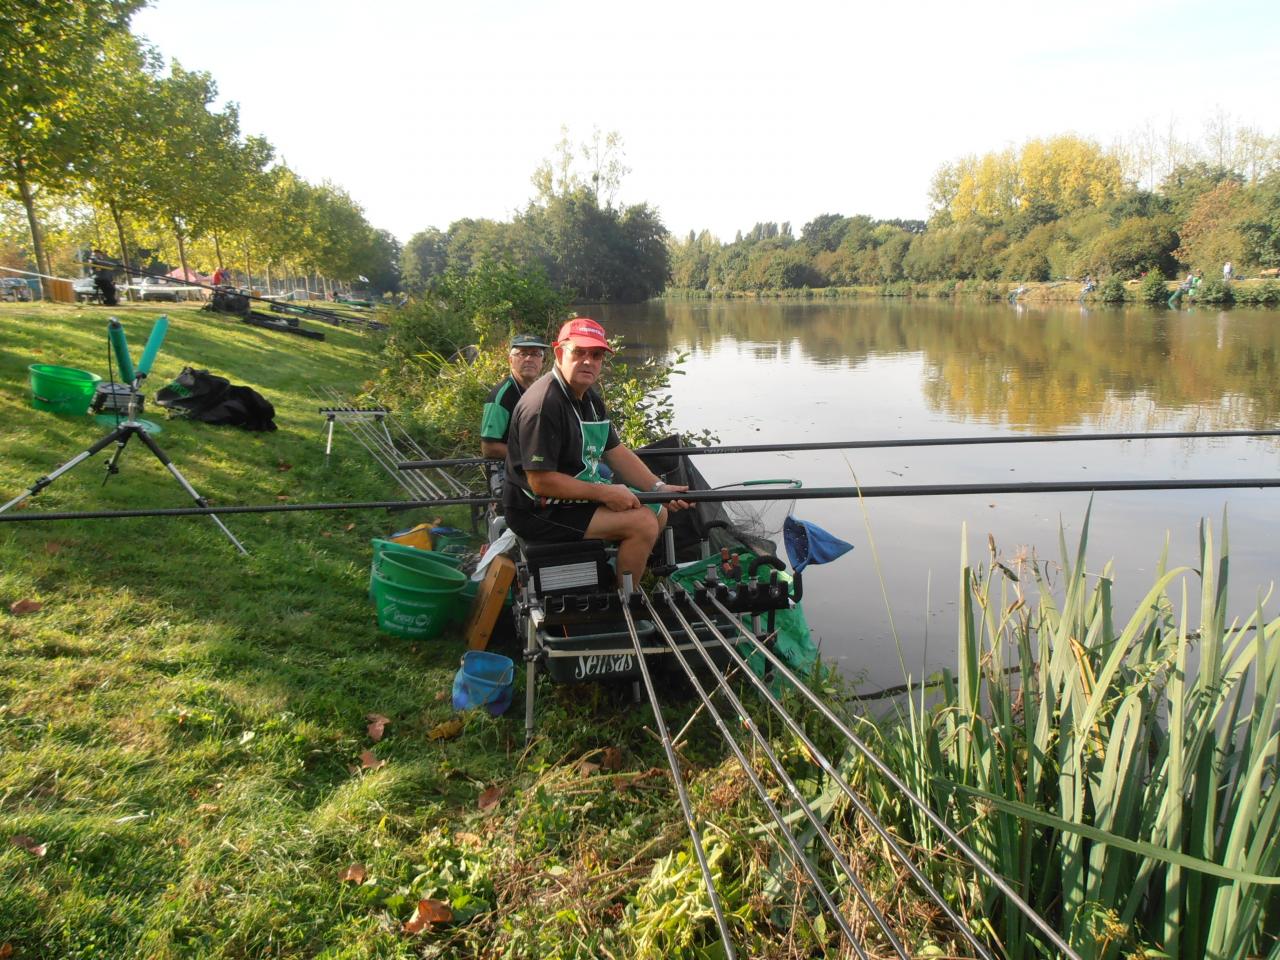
left=504, top=370, right=619, bottom=511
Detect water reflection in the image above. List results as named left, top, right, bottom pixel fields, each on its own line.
left=600, top=300, right=1280, bottom=432
left=593, top=300, right=1280, bottom=692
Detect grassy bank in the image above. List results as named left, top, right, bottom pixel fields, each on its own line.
left=0, top=303, right=962, bottom=959
left=665, top=276, right=1280, bottom=305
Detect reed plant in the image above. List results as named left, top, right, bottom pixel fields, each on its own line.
left=860, top=510, right=1279, bottom=959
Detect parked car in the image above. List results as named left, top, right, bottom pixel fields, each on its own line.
left=1, top=277, right=33, bottom=302
left=73, top=276, right=98, bottom=301
left=138, top=277, right=183, bottom=302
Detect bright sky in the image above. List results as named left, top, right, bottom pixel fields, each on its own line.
left=131, top=0, right=1279, bottom=244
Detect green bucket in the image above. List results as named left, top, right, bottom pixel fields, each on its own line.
left=368, top=538, right=464, bottom=599
left=29, top=364, right=101, bottom=415
left=377, top=551, right=468, bottom=590
left=371, top=573, right=466, bottom=639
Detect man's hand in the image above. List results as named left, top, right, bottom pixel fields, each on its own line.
left=598, top=483, right=642, bottom=512
left=657, top=483, right=691, bottom=511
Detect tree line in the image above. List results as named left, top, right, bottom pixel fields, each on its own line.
left=400, top=127, right=670, bottom=304
left=669, top=129, right=1280, bottom=293
left=1, top=1, right=399, bottom=296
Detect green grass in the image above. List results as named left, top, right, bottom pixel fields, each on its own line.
left=0, top=302, right=970, bottom=959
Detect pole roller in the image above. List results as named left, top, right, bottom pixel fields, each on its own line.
left=107, top=318, right=135, bottom=383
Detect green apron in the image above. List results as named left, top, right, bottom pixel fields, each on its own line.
left=560, top=376, right=660, bottom=515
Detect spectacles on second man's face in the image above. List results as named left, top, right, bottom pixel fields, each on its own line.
left=510, top=348, right=546, bottom=359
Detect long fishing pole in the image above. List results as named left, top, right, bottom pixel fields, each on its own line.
left=3, top=476, right=1279, bottom=525
left=691, top=590, right=1085, bottom=960
left=88, top=256, right=360, bottom=328
left=643, top=591, right=910, bottom=960
left=660, top=586, right=998, bottom=960
left=618, top=579, right=739, bottom=957
left=396, top=427, right=1280, bottom=470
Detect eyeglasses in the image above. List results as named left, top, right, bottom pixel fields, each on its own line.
left=510, top=348, right=546, bottom=358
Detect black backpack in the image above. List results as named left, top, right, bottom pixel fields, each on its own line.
left=156, top=367, right=277, bottom=432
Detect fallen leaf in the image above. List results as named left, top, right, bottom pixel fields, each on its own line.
left=366, top=713, right=390, bottom=742
left=434, top=691, right=448, bottom=702
left=359, top=750, right=386, bottom=770
left=275, top=495, right=289, bottom=502
left=44, top=541, right=63, bottom=555
left=10, top=835, right=47, bottom=857
left=0, top=942, right=12, bottom=958
left=340, top=863, right=367, bottom=884
left=403, top=897, right=452, bottom=933
left=175, top=836, right=190, bottom=850
left=8, top=599, right=42, bottom=616
left=477, top=786, right=502, bottom=813
left=276, top=461, right=292, bottom=472
left=427, top=718, right=463, bottom=741
left=600, top=746, right=623, bottom=771
left=195, top=803, right=220, bottom=815
left=576, top=759, right=601, bottom=778
left=455, top=831, right=483, bottom=847
left=321, top=531, right=332, bottom=538
left=344, top=523, right=355, bottom=532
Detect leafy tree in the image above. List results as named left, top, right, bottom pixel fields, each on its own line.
left=402, top=228, right=449, bottom=291
left=1086, top=216, right=1179, bottom=279
left=1174, top=181, right=1246, bottom=272
left=0, top=0, right=145, bottom=291
left=1239, top=172, right=1280, bottom=268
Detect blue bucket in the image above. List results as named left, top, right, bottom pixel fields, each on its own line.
left=451, top=651, right=514, bottom=716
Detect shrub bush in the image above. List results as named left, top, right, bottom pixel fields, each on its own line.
left=1100, top=276, right=1127, bottom=303
left=1137, top=270, right=1170, bottom=305
left=1194, top=277, right=1234, bottom=304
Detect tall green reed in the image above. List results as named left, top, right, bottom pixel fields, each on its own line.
left=861, top=509, right=1279, bottom=959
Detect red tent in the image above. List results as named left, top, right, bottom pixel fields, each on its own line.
left=166, top=267, right=213, bottom=284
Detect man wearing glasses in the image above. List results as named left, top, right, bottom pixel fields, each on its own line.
left=480, top=333, right=550, bottom=460
left=504, top=318, right=688, bottom=585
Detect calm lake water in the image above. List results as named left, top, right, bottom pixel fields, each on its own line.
left=595, top=299, right=1280, bottom=693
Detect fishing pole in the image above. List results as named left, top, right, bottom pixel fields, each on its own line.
left=396, top=426, right=1280, bottom=470
left=618, top=578, right=739, bottom=958
left=87, top=256, right=363, bottom=328
left=690, top=589, right=1085, bottom=960
left=3, top=476, right=1279, bottom=525
left=644, top=591, right=915, bottom=960
left=660, top=583, right=998, bottom=957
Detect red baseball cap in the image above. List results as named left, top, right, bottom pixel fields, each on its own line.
left=555, top=317, right=612, bottom=352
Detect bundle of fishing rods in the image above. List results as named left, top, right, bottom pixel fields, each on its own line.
left=612, top=567, right=1079, bottom=958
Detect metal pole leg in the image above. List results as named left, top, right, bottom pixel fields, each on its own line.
left=0, top=425, right=133, bottom=515
left=133, top=429, right=249, bottom=555
left=324, top=415, right=335, bottom=464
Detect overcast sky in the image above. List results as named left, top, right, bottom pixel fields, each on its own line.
left=131, top=0, right=1278, bottom=243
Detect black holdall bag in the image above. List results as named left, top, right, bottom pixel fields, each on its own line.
left=156, top=367, right=277, bottom=432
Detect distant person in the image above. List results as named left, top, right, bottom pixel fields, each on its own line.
left=1223, top=261, right=1233, bottom=282
left=1079, top=275, right=1096, bottom=300
left=93, top=266, right=118, bottom=306
left=481, top=333, right=550, bottom=460
left=212, top=266, right=227, bottom=286
left=1008, top=284, right=1028, bottom=303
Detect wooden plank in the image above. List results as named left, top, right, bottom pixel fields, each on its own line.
left=464, top=555, right=515, bottom=650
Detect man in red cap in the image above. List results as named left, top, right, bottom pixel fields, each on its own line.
left=503, top=317, right=688, bottom=584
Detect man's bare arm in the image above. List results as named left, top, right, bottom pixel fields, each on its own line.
left=480, top=440, right=507, bottom=460
left=525, top=470, right=640, bottom=511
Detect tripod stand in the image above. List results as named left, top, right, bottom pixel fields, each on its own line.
left=0, top=316, right=248, bottom=554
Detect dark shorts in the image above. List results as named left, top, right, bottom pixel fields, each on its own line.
left=504, top=500, right=600, bottom=543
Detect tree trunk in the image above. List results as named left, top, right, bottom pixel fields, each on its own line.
left=213, top=233, right=224, bottom=269
left=244, top=242, right=252, bottom=292
left=265, top=261, right=272, bottom=295
left=14, top=154, right=51, bottom=298
left=173, top=216, right=190, bottom=286
left=108, top=200, right=133, bottom=301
